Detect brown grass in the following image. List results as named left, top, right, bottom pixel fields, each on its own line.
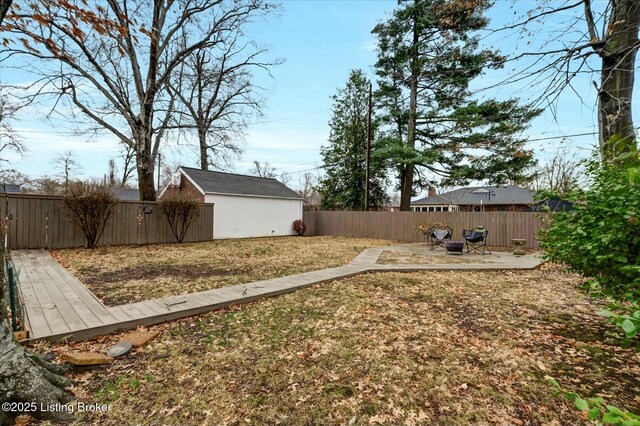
left=37, top=268, right=640, bottom=425
left=49, top=236, right=396, bottom=306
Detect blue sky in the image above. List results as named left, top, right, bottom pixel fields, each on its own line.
left=2, top=0, right=637, bottom=196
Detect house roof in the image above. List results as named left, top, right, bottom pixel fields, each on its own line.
left=524, top=198, right=573, bottom=212
left=114, top=188, right=140, bottom=201
left=0, top=183, right=21, bottom=193
left=411, top=185, right=535, bottom=206
left=180, top=167, right=302, bottom=199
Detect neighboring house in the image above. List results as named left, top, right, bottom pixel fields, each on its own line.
left=0, top=183, right=21, bottom=193
left=524, top=198, right=573, bottom=212
left=300, top=190, right=321, bottom=211
left=161, top=167, right=303, bottom=239
left=410, top=185, right=535, bottom=212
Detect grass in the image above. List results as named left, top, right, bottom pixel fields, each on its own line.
left=39, top=267, right=640, bottom=425
left=49, top=236, right=395, bottom=306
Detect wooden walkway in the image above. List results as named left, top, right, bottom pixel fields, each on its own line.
left=11, top=247, right=543, bottom=342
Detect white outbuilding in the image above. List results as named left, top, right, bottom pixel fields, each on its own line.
left=163, top=166, right=304, bottom=239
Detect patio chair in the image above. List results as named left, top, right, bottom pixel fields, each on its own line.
left=462, top=226, right=491, bottom=254
left=428, top=225, right=453, bottom=250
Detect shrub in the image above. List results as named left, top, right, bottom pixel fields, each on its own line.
left=539, top=157, right=640, bottom=301
left=160, top=190, right=201, bottom=243
left=547, top=377, right=640, bottom=424
left=64, top=180, right=119, bottom=248
left=292, top=219, right=306, bottom=236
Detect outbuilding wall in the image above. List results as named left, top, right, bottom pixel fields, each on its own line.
left=204, top=193, right=303, bottom=239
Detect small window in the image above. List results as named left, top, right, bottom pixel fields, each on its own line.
left=435, top=206, right=442, bottom=212
left=428, top=207, right=435, bottom=212
left=442, top=207, right=449, bottom=212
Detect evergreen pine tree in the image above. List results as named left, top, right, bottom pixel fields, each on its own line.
left=373, top=0, right=540, bottom=209
left=319, top=70, right=388, bottom=210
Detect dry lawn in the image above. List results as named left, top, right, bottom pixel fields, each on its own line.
left=49, top=236, right=395, bottom=306
left=37, top=267, right=640, bottom=425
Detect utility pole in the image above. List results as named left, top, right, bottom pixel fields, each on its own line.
left=157, top=152, right=162, bottom=191
left=364, top=81, right=372, bottom=211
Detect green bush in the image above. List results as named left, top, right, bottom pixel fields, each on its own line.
left=547, top=377, right=640, bottom=425
left=539, top=157, right=640, bottom=300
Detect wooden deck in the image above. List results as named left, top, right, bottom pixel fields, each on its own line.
left=11, top=247, right=543, bottom=342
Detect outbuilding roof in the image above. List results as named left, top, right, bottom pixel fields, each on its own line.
left=114, top=188, right=141, bottom=201
left=0, top=183, right=21, bottom=193
left=411, top=185, right=535, bottom=206
left=180, top=167, right=302, bottom=199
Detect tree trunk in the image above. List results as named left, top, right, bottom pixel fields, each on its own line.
left=598, top=0, right=640, bottom=158
left=0, top=250, right=73, bottom=424
left=135, top=136, right=157, bottom=201
left=400, top=8, right=419, bottom=212
left=0, top=0, right=12, bottom=24
left=199, top=130, right=208, bottom=170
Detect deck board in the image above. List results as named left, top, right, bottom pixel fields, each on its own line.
left=13, top=251, right=71, bottom=337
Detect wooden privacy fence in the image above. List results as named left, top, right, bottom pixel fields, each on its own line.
left=303, top=211, right=548, bottom=249
left=1, top=194, right=214, bottom=250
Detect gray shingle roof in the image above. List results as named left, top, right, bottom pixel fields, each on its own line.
left=412, top=185, right=535, bottom=206
left=114, top=188, right=141, bottom=201
left=181, top=167, right=301, bottom=199
left=0, top=183, right=21, bottom=193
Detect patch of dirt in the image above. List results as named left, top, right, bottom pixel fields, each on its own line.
left=78, top=263, right=251, bottom=285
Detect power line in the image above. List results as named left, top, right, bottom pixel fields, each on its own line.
left=525, top=131, right=597, bottom=142
left=277, top=130, right=601, bottom=177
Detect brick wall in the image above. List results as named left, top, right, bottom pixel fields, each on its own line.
left=160, top=172, right=205, bottom=203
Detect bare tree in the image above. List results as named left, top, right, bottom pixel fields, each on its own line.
left=105, top=144, right=136, bottom=188
left=250, top=160, right=277, bottom=178
left=492, top=1, right=639, bottom=158
left=169, top=26, right=281, bottom=171
left=297, top=172, right=318, bottom=210
left=0, top=92, right=26, bottom=176
left=530, top=149, right=582, bottom=195
left=3, top=0, right=277, bottom=200
left=248, top=160, right=292, bottom=185
left=120, top=144, right=136, bottom=188
left=52, top=150, right=80, bottom=192
left=106, top=159, right=117, bottom=186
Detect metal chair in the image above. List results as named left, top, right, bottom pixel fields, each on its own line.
left=428, top=225, right=453, bottom=250
left=462, top=226, right=491, bottom=254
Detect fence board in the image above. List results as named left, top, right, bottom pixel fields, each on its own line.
left=2, top=194, right=214, bottom=249
left=303, top=211, right=547, bottom=249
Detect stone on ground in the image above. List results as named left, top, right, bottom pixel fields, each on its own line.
left=106, top=341, right=133, bottom=358
left=119, top=330, right=158, bottom=348
left=61, top=352, right=113, bottom=366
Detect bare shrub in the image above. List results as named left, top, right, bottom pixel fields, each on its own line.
left=64, top=181, right=118, bottom=248
left=160, top=190, right=201, bottom=243
left=292, top=219, right=306, bottom=236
